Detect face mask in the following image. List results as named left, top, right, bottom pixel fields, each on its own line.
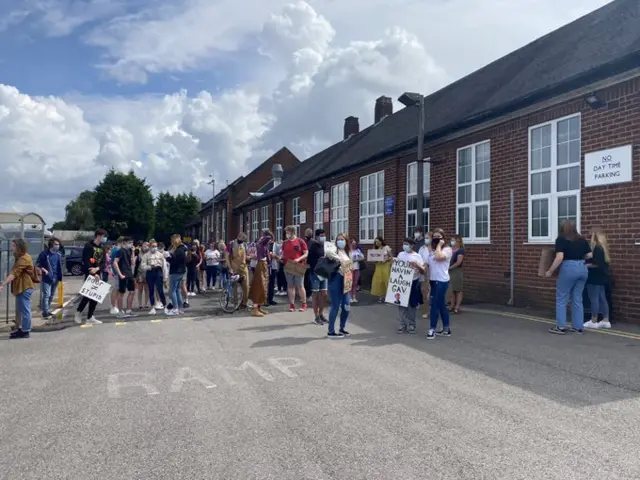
left=51, top=245, right=60, bottom=252
left=403, top=244, right=411, bottom=252
left=450, top=240, right=456, bottom=247
left=318, top=236, right=326, bottom=243
left=336, top=240, right=346, bottom=249
left=424, top=238, right=430, bottom=245
left=101, top=237, right=107, bottom=244
left=374, top=241, right=381, bottom=247
left=432, top=238, right=441, bottom=248
left=414, top=233, right=421, bottom=240
left=286, top=235, right=293, bottom=240
left=142, top=247, right=149, bottom=253
left=151, top=247, right=158, bottom=253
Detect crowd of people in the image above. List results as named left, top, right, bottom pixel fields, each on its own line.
left=0, top=219, right=612, bottom=340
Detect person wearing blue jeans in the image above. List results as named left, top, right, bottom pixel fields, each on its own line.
left=16, top=289, right=34, bottom=334
left=425, top=229, right=453, bottom=339
left=545, top=221, right=591, bottom=334
left=166, top=234, right=188, bottom=316
left=169, top=273, right=184, bottom=314
left=36, top=237, right=64, bottom=319
left=324, top=234, right=353, bottom=338
left=0, top=238, right=37, bottom=339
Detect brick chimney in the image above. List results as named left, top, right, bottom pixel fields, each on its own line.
left=343, top=116, right=359, bottom=139
left=375, top=96, right=393, bottom=123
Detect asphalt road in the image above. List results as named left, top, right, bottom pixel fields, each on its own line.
left=1, top=298, right=640, bottom=480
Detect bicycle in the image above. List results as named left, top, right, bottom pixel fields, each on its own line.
left=220, top=273, right=244, bottom=313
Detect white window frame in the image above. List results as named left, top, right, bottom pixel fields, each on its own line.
left=330, top=182, right=349, bottom=240
left=261, top=205, right=269, bottom=232
left=359, top=171, right=385, bottom=244
left=406, top=160, right=430, bottom=237
left=221, top=207, right=226, bottom=242
left=239, top=213, right=243, bottom=236
left=528, top=113, right=581, bottom=243
left=456, top=140, right=491, bottom=243
left=292, top=197, right=300, bottom=236
left=313, top=190, right=323, bottom=232
left=251, top=209, right=259, bottom=242
left=215, top=210, right=221, bottom=241
left=275, top=202, right=284, bottom=241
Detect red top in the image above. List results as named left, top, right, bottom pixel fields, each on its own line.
left=282, top=237, right=307, bottom=264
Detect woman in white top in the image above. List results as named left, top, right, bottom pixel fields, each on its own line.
left=349, top=240, right=364, bottom=303
left=324, top=233, right=354, bottom=339
left=426, top=228, right=453, bottom=340
left=204, top=241, right=221, bottom=290
left=396, top=238, right=426, bottom=334
left=142, top=241, right=167, bottom=314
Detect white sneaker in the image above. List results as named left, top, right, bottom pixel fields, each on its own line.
left=584, top=320, right=598, bottom=329
left=74, top=312, right=83, bottom=324
left=148, top=308, right=156, bottom=315
left=125, top=309, right=133, bottom=316
left=86, top=317, right=102, bottom=325
left=110, top=307, right=119, bottom=315
left=154, top=302, right=163, bottom=309
left=598, top=321, right=611, bottom=329
left=422, top=314, right=428, bottom=319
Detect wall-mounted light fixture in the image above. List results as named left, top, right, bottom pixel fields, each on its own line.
left=585, top=93, right=604, bottom=109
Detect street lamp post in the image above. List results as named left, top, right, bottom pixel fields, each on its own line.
left=398, top=92, right=426, bottom=233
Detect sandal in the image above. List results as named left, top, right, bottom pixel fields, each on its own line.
left=453, top=308, right=460, bottom=314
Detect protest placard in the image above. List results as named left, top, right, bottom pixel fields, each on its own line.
left=79, top=276, right=112, bottom=304
left=284, top=260, right=307, bottom=278
left=384, top=259, right=414, bottom=307
left=367, top=249, right=385, bottom=262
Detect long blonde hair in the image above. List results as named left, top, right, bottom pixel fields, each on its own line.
left=170, top=234, right=182, bottom=251
left=591, top=229, right=610, bottom=264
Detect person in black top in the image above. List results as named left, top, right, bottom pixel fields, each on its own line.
left=584, top=229, right=611, bottom=329
left=545, top=221, right=591, bottom=334
left=303, top=228, right=313, bottom=302
left=166, top=234, right=188, bottom=315
left=74, top=229, right=108, bottom=325
left=113, top=236, right=136, bottom=318
left=186, top=245, right=199, bottom=296
left=308, top=229, right=327, bottom=325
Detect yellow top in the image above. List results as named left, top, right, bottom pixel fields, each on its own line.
left=11, top=253, right=35, bottom=296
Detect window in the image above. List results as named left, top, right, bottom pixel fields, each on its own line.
left=251, top=209, right=259, bottom=242
left=245, top=215, right=250, bottom=242
left=457, top=141, right=491, bottom=242
left=221, top=207, right=227, bottom=242
left=529, top=114, right=581, bottom=242
left=406, top=161, right=430, bottom=237
left=314, top=190, right=323, bottom=231
left=239, top=213, right=244, bottom=236
left=275, top=202, right=284, bottom=241
left=215, top=210, right=221, bottom=241
left=261, top=205, right=269, bottom=232
left=331, top=182, right=349, bottom=239
left=359, top=171, right=384, bottom=242
left=292, top=197, right=300, bottom=236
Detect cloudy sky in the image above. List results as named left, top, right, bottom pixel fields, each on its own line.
left=0, top=0, right=612, bottom=225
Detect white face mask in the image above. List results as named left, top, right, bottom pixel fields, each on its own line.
left=318, top=236, right=326, bottom=243
left=414, top=232, right=421, bottom=240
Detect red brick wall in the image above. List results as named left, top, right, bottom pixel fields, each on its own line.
left=234, top=76, right=640, bottom=322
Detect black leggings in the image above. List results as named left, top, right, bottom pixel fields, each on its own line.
left=77, top=296, right=97, bottom=318
left=187, top=268, right=198, bottom=292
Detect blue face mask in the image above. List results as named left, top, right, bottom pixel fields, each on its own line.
left=403, top=244, right=411, bottom=253
left=318, top=236, right=326, bottom=243
left=151, top=247, right=158, bottom=253
left=336, top=240, right=346, bottom=249
left=101, top=236, right=107, bottom=244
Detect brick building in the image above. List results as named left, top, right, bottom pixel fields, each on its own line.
left=236, top=0, right=640, bottom=322
left=195, top=147, right=300, bottom=243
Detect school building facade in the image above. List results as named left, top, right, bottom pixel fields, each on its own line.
left=229, top=0, right=640, bottom=322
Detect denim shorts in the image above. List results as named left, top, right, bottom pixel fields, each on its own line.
left=310, top=272, right=328, bottom=292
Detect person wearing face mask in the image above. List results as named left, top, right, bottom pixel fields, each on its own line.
left=113, top=236, right=137, bottom=319
left=36, top=237, right=64, bottom=320
left=413, top=228, right=424, bottom=244
left=307, top=229, right=328, bottom=325
left=370, top=236, right=393, bottom=303
left=397, top=238, right=426, bottom=334
left=349, top=240, right=364, bottom=303
left=249, top=228, right=274, bottom=317
left=166, top=234, right=188, bottom=315
left=418, top=231, right=433, bottom=319
left=425, top=228, right=453, bottom=339
left=142, top=241, right=166, bottom=314
left=226, top=232, right=250, bottom=309
left=282, top=226, right=309, bottom=312
left=323, top=233, right=354, bottom=338
left=135, top=241, right=151, bottom=310
left=74, top=229, right=108, bottom=325
left=448, top=235, right=465, bottom=314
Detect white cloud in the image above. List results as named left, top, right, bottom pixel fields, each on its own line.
left=0, top=0, right=615, bottom=225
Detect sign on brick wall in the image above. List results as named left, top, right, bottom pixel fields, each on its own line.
left=584, top=145, right=633, bottom=188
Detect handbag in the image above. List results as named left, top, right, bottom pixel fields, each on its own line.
left=314, top=256, right=340, bottom=279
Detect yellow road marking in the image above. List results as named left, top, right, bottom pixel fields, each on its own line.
left=150, top=319, right=163, bottom=323
left=466, top=308, right=640, bottom=340
left=79, top=324, right=93, bottom=328
left=115, top=322, right=127, bottom=326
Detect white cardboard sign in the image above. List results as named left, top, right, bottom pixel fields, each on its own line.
left=79, top=276, right=112, bottom=304
left=384, top=259, right=414, bottom=307
left=367, top=249, right=385, bottom=262
left=584, top=145, right=633, bottom=187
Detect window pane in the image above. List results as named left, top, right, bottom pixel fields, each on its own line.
left=475, top=182, right=490, bottom=202
left=557, top=142, right=569, bottom=166
left=361, top=178, right=368, bottom=201
left=458, top=148, right=472, bottom=184
left=368, top=217, right=374, bottom=240
left=531, top=149, right=542, bottom=171
left=476, top=205, right=488, bottom=239
left=531, top=171, right=551, bottom=195
left=557, top=195, right=577, bottom=231
left=475, top=143, right=490, bottom=181
left=458, top=185, right=472, bottom=204
left=569, top=139, right=580, bottom=165
left=557, top=166, right=580, bottom=192
left=531, top=199, right=549, bottom=237
left=458, top=207, right=470, bottom=238
left=407, top=164, right=417, bottom=195
left=377, top=199, right=383, bottom=214
left=377, top=172, right=384, bottom=197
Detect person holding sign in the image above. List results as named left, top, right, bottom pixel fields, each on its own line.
left=396, top=238, right=425, bottom=334
left=74, top=229, right=107, bottom=325
left=323, top=233, right=353, bottom=338
left=370, top=237, right=393, bottom=303
left=425, top=229, right=453, bottom=340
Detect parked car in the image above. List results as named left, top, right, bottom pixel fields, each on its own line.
left=64, top=246, right=84, bottom=276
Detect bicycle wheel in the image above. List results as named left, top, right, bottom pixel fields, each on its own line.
left=220, top=284, right=239, bottom=313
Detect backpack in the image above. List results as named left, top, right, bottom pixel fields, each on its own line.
left=31, top=266, right=42, bottom=284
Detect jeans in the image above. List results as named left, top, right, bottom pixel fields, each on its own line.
left=169, top=273, right=184, bottom=309
left=220, top=268, right=229, bottom=289
left=328, top=274, right=350, bottom=334
left=586, top=284, right=609, bottom=319
left=146, top=268, right=166, bottom=307
left=556, top=260, right=588, bottom=329
left=41, top=281, right=59, bottom=315
left=268, top=268, right=277, bottom=304
left=16, top=288, right=34, bottom=332
left=429, top=281, right=450, bottom=330
left=206, top=265, right=219, bottom=288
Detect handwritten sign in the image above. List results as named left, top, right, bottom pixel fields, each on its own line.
left=284, top=260, right=307, bottom=277
left=584, top=145, right=632, bottom=187
left=79, top=276, right=111, bottom=304
left=384, top=259, right=414, bottom=307
left=367, top=249, right=385, bottom=262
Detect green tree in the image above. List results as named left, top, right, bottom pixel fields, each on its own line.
left=154, top=191, right=201, bottom=244
left=59, top=190, right=95, bottom=230
left=93, top=169, right=155, bottom=239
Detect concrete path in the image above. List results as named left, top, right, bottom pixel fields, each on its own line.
left=1, top=298, right=639, bottom=479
